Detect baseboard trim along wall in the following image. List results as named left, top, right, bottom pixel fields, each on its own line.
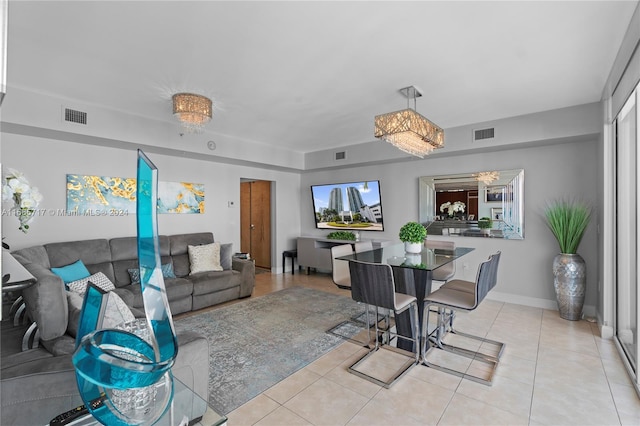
left=488, top=290, right=597, bottom=324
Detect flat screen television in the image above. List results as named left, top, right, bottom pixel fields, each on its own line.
left=310, top=180, right=384, bottom=231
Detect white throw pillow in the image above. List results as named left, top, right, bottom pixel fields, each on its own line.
left=66, top=272, right=135, bottom=336
left=67, top=271, right=115, bottom=294
left=188, top=242, right=223, bottom=274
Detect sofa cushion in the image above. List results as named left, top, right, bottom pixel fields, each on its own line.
left=109, top=235, right=171, bottom=261
left=51, top=259, right=91, bottom=284
left=188, top=243, right=223, bottom=274
left=190, top=270, right=241, bottom=296
left=110, top=236, right=171, bottom=287
left=126, top=277, right=194, bottom=308
left=45, top=239, right=117, bottom=284
left=45, top=239, right=111, bottom=268
left=20, top=265, right=69, bottom=342
left=170, top=233, right=214, bottom=256
left=11, top=246, right=51, bottom=269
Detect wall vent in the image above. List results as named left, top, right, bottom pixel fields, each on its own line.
left=335, top=151, right=346, bottom=160
left=63, top=107, right=87, bottom=125
left=473, top=127, right=495, bottom=141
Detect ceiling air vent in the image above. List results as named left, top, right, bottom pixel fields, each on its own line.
left=473, top=127, right=495, bottom=141
left=63, top=107, right=87, bottom=125
left=335, top=151, right=346, bottom=161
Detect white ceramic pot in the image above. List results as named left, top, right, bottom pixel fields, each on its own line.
left=404, top=253, right=422, bottom=266
left=404, top=242, right=422, bottom=254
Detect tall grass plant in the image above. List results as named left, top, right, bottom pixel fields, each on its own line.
left=544, top=199, right=591, bottom=254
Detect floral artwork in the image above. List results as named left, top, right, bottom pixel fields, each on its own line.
left=66, top=174, right=204, bottom=214
left=2, top=169, right=43, bottom=233
left=440, top=201, right=466, bottom=217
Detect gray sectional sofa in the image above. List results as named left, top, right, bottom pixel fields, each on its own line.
left=1, top=232, right=255, bottom=424
left=11, top=231, right=254, bottom=356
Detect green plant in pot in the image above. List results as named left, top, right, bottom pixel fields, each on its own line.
left=477, top=217, right=493, bottom=235
left=399, top=221, right=427, bottom=254
left=544, top=199, right=591, bottom=321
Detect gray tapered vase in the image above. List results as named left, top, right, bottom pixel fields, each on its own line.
left=552, top=253, right=586, bottom=321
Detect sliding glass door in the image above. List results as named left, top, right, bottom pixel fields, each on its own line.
left=615, top=83, right=639, bottom=381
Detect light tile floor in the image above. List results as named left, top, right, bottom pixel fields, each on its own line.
left=221, top=270, right=640, bottom=425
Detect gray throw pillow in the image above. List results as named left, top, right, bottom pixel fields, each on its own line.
left=128, top=264, right=176, bottom=284
left=220, top=243, right=233, bottom=270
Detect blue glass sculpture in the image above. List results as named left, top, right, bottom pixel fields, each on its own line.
left=72, top=150, right=178, bottom=425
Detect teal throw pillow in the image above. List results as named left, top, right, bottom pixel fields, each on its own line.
left=161, top=263, right=176, bottom=279
left=128, top=263, right=176, bottom=284
left=51, top=259, right=91, bottom=284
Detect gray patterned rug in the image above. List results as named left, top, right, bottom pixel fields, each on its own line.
left=174, top=286, right=363, bottom=415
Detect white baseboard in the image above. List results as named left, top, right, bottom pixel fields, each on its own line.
left=487, top=290, right=596, bottom=320
left=599, top=324, right=614, bottom=339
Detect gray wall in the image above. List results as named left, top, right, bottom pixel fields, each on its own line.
left=300, top=139, right=599, bottom=313
left=1, top=132, right=303, bottom=269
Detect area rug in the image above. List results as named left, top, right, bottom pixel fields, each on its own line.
left=173, top=286, right=363, bottom=415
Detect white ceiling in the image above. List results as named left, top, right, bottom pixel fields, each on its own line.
left=6, top=1, right=638, bottom=154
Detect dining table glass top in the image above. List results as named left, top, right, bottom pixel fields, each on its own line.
left=337, top=243, right=475, bottom=271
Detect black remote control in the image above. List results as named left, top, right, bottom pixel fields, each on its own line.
left=49, top=394, right=106, bottom=426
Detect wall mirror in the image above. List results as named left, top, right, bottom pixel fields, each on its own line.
left=419, top=169, right=524, bottom=239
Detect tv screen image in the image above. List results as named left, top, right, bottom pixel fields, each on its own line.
left=311, top=180, right=384, bottom=231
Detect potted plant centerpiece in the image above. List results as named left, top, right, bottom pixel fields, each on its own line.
left=399, top=221, right=427, bottom=253
left=544, top=199, right=591, bottom=321
left=477, top=216, right=493, bottom=235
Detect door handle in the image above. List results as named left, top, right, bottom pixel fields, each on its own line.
left=250, top=224, right=255, bottom=229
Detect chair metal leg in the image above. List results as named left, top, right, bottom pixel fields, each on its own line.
left=327, top=304, right=387, bottom=348
left=421, top=301, right=505, bottom=386
left=348, top=345, right=418, bottom=389
left=21, top=322, right=40, bottom=351
left=409, top=302, right=420, bottom=364
left=13, top=302, right=28, bottom=326
left=348, top=301, right=420, bottom=388
left=439, top=330, right=505, bottom=363
left=9, top=296, right=24, bottom=319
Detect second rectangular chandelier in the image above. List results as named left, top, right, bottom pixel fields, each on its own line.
left=374, top=86, right=444, bottom=158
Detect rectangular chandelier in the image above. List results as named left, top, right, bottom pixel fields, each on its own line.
left=374, top=86, right=444, bottom=158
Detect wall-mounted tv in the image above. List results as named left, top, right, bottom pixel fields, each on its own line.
left=311, top=180, right=384, bottom=231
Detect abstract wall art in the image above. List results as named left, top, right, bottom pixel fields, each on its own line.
left=66, top=174, right=204, bottom=215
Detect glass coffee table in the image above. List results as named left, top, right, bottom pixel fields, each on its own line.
left=45, top=377, right=226, bottom=426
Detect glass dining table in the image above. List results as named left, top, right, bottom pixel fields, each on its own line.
left=337, top=243, right=475, bottom=351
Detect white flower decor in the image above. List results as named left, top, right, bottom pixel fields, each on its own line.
left=440, top=201, right=466, bottom=217
left=2, top=169, right=43, bottom=233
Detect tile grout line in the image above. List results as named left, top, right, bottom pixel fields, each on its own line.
left=527, top=307, right=544, bottom=426
left=595, top=330, right=625, bottom=425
